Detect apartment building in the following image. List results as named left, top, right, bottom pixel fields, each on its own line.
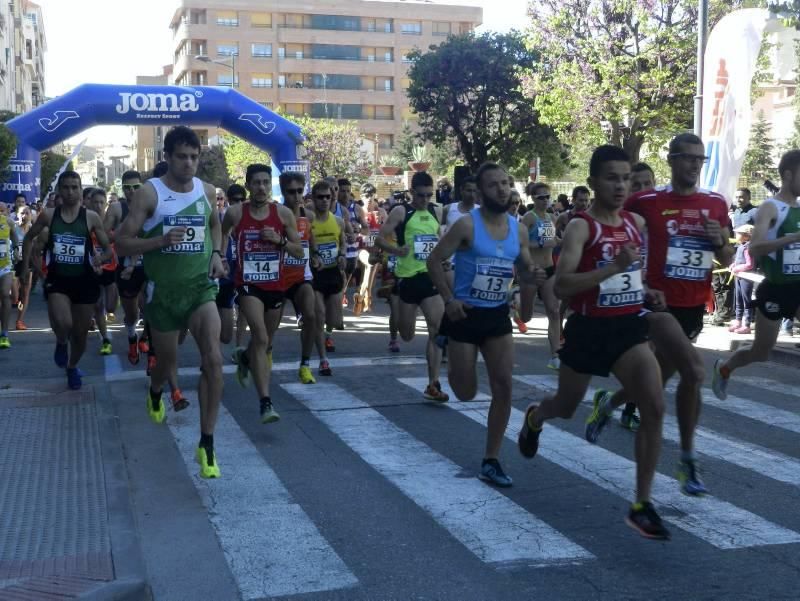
left=168, top=0, right=482, bottom=154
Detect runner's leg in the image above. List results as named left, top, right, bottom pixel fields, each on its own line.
left=480, top=333, right=514, bottom=460
left=419, top=294, right=445, bottom=385
left=187, top=302, right=223, bottom=437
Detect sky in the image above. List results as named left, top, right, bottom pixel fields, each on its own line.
left=33, top=0, right=528, bottom=147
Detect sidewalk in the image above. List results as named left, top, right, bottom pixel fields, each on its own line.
left=697, top=321, right=800, bottom=367
left=0, top=295, right=148, bottom=601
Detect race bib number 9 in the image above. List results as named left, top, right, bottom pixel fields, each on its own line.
left=285, top=240, right=309, bottom=267
left=783, top=242, right=800, bottom=275
left=243, top=251, right=280, bottom=282
left=470, top=258, right=514, bottom=303
left=413, top=234, right=438, bottom=261
left=53, top=233, right=85, bottom=264
left=598, top=262, right=644, bottom=308
left=162, top=215, right=205, bottom=254
left=318, top=241, right=337, bottom=266
left=665, top=236, right=713, bottom=281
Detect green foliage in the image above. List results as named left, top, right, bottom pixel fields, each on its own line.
left=394, top=121, right=419, bottom=164
left=411, top=145, right=430, bottom=163
left=406, top=30, right=567, bottom=174
left=742, top=110, right=776, bottom=178
left=197, top=145, right=232, bottom=188
left=782, top=39, right=800, bottom=153
left=0, top=111, right=17, bottom=183
left=40, top=150, right=73, bottom=201
left=379, top=153, right=404, bottom=168
left=222, top=135, right=271, bottom=184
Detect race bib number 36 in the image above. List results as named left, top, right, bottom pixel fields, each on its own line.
left=470, top=258, right=514, bottom=303
left=243, top=251, right=280, bottom=282
left=413, top=234, right=438, bottom=261
left=598, top=262, right=644, bottom=308
left=665, top=236, right=713, bottom=281
left=53, top=233, right=85, bottom=264
left=162, top=215, right=205, bottom=254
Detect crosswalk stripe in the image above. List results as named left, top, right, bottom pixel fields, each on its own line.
left=168, top=396, right=358, bottom=599
left=735, top=375, right=798, bottom=400
left=396, top=378, right=800, bottom=548
left=283, top=382, right=593, bottom=566
left=515, top=375, right=800, bottom=489
left=397, top=377, right=491, bottom=401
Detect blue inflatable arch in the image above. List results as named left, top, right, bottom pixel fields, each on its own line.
left=2, top=83, right=306, bottom=203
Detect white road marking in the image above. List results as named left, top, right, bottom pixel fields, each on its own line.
left=731, top=375, right=798, bottom=401
left=168, top=395, right=358, bottom=599
left=283, top=382, right=593, bottom=566
left=397, top=377, right=491, bottom=402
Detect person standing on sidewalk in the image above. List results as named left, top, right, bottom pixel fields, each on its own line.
left=115, top=126, right=226, bottom=479
left=0, top=203, right=21, bottom=348
left=728, top=224, right=756, bottom=334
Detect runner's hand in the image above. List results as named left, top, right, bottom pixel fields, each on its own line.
left=209, top=253, right=227, bottom=279
left=162, top=226, right=186, bottom=247
left=311, top=255, right=322, bottom=270
left=702, top=215, right=726, bottom=247
left=644, top=288, right=667, bottom=311
left=120, top=265, right=134, bottom=280
left=260, top=226, right=281, bottom=244
left=614, top=244, right=639, bottom=271
left=337, top=255, right=346, bottom=270
left=395, top=245, right=410, bottom=258
left=445, top=299, right=470, bottom=321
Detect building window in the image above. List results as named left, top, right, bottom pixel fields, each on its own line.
left=311, top=15, right=361, bottom=31
left=312, top=44, right=361, bottom=61
left=251, top=43, right=272, bottom=57
left=216, top=11, right=239, bottom=27
left=311, top=103, right=362, bottom=119
left=375, top=106, right=393, bottom=120
left=384, top=52, right=392, bottom=63
left=190, top=10, right=206, bottom=25
left=401, top=22, right=422, bottom=35
left=217, top=74, right=239, bottom=87
left=251, top=74, right=273, bottom=88
left=401, top=52, right=414, bottom=64
left=259, top=101, right=274, bottom=109
left=217, top=44, right=238, bottom=57
left=433, top=21, right=451, bottom=36
left=384, top=79, right=392, bottom=92
left=278, top=75, right=286, bottom=88
left=278, top=47, right=286, bottom=58
left=251, top=12, right=272, bottom=28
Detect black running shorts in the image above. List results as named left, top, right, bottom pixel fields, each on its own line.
left=116, top=266, right=146, bottom=299
left=44, top=274, right=101, bottom=306
left=397, top=272, right=438, bottom=306
left=312, top=267, right=344, bottom=298
left=236, top=285, right=284, bottom=310
left=439, top=303, right=512, bottom=346
left=667, top=305, right=705, bottom=340
left=755, top=280, right=800, bottom=321
left=215, top=280, right=237, bottom=309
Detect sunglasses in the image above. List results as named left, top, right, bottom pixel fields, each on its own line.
left=285, top=188, right=304, bottom=194
left=534, top=194, right=550, bottom=201
left=669, top=153, right=709, bottom=164
left=315, top=194, right=332, bottom=200
left=122, top=183, right=142, bottom=191
left=216, top=196, right=225, bottom=200
left=511, top=201, right=520, bottom=206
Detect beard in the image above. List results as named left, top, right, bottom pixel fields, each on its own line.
left=482, top=195, right=509, bottom=214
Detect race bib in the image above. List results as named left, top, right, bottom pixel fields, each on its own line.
left=318, top=241, right=337, bottom=267
left=364, top=231, right=379, bottom=249
left=387, top=254, right=397, bottom=273
left=783, top=242, right=800, bottom=275
left=243, top=251, right=280, bottom=282
left=598, top=262, right=644, bottom=308
left=53, top=233, right=85, bottom=264
left=664, top=236, right=713, bottom=281
left=413, top=234, right=438, bottom=261
left=537, top=222, right=555, bottom=245
left=0, top=239, right=7, bottom=261
left=470, top=258, right=515, bottom=303
left=285, top=240, right=309, bottom=267
left=162, top=215, right=205, bottom=254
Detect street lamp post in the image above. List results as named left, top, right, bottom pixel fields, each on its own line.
left=195, top=54, right=236, bottom=88
left=693, top=0, right=708, bottom=136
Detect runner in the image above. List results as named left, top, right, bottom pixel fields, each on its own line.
left=377, top=171, right=448, bottom=402
left=712, top=149, right=800, bottom=399
left=428, top=162, right=541, bottom=487
left=310, top=180, right=347, bottom=375
left=555, top=185, right=591, bottom=237
left=353, top=196, right=387, bottom=316
left=216, top=183, right=245, bottom=346
left=333, top=178, right=369, bottom=309
left=13, top=204, right=33, bottom=330
left=521, top=185, right=561, bottom=367
left=517, top=145, right=669, bottom=539
left=20, top=171, right=113, bottom=388
left=0, top=203, right=20, bottom=348
left=115, top=126, right=226, bottom=478
left=279, top=171, right=319, bottom=384
left=85, top=188, right=116, bottom=356
left=586, top=133, right=730, bottom=496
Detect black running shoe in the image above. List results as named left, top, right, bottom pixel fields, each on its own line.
left=518, top=404, right=542, bottom=459
left=625, top=502, right=670, bottom=540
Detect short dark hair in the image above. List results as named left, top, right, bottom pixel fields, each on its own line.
left=778, top=150, right=800, bottom=180
left=571, top=185, right=590, bottom=199
left=82, top=187, right=95, bottom=200
left=121, top=170, right=141, bottom=182
left=589, top=145, right=631, bottom=177
left=461, top=175, right=477, bottom=189
left=526, top=182, right=549, bottom=197
left=668, top=132, right=703, bottom=156
left=736, top=187, right=751, bottom=198
left=279, top=172, right=306, bottom=193
left=227, top=183, right=246, bottom=200
left=91, top=188, right=106, bottom=198
left=411, top=171, right=433, bottom=189
left=164, top=126, right=201, bottom=155
left=57, top=170, right=81, bottom=187
left=245, top=163, right=271, bottom=185
left=311, top=181, right=332, bottom=197
left=632, top=162, right=654, bottom=176
left=337, top=178, right=351, bottom=188
left=14, top=193, right=25, bottom=200
left=152, top=161, right=168, bottom=178
left=475, top=162, right=506, bottom=190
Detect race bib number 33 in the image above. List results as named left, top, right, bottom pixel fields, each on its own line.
left=413, top=234, right=438, bottom=261
left=665, top=236, right=713, bottom=281
left=53, top=233, right=85, bottom=264
left=162, top=215, right=205, bottom=254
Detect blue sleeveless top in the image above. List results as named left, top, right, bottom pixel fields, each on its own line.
left=453, top=208, right=519, bottom=307
left=528, top=212, right=556, bottom=247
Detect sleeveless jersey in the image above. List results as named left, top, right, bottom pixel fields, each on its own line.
left=759, top=198, right=800, bottom=284
left=334, top=201, right=360, bottom=258
left=363, top=211, right=382, bottom=252
left=282, top=209, right=312, bottom=287
left=91, top=232, right=118, bottom=271
left=453, top=208, right=519, bottom=308
left=570, top=211, right=645, bottom=317
left=47, top=206, right=93, bottom=278
left=395, top=203, right=439, bottom=278
left=528, top=211, right=557, bottom=248
left=0, top=214, right=11, bottom=270
left=625, top=185, right=729, bottom=307
left=444, top=203, right=471, bottom=232
left=141, top=177, right=212, bottom=288
left=311, top=212, right=341, bottom=270
left=234, top=202, right=285, bottom=291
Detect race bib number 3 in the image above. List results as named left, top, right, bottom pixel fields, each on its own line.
left=318, top=241, right=337, bottom=266
left=665, top=236, right=713, bottom=281
left=783, top=242, right=800, bottom=275
left=413, top=234, right=438, bottom=261
left=162, top=215, right=205, bottom=254
left=598, top=262, right=644, bottom=308
left=243, top=251, right=280, bottom=282
left=53, top=233, right=85, bottom=264
left=470, top=258, right=514, bottom=303
left=285, top=241, right=309, bottom=267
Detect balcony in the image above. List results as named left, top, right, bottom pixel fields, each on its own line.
left=277, top=87, right=394, bottom=104
left=279, top=56, right=395, bottom=76
left=278, top=23, right=393, bottom=34
left=277, top=27, right=396, bottom=47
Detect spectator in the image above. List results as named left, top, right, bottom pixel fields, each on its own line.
left=729, top=224, right=755, bottom=334
left=730, top=188, right=758, bottom=229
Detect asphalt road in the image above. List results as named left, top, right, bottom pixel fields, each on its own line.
left=6, top=292, right=800, bottom=601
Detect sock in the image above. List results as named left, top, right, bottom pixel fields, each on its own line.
left=260, top=396, right=271, bottom=408
left=301, top=356, right=310, bottom=366
left=199, top=432, right=213, bottom=450
left=149, top=387, right=162, bottom=410
left=681, top=450, right=695, bottom=463
left=102, top=338, right=110, bottom=345
left=127, top=324, right=136, bottom=338
left=632, top=500, right=650, bottom=511
left=482, top=457, right=499, bottom=467
left=390, top=334, right=397, bottom=341
left=719, top=364, right=731, bottom=378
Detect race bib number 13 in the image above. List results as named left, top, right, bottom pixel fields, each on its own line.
left=470, top=258, right=514, bottom=303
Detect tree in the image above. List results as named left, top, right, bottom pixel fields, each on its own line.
left=39, top=150, right=72, bottom=201
left=406, top=31, right=568, bottom=175
left=0, top=111, right=17, bottom=182
left=742, top=111, right=776, bottom=179
left=394, top=120, right=419, bottom=165
left=196, top=145, right=231, bottom=189
left=222, top=135, right=271, bottom=184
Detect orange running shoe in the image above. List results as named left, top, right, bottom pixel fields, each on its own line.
left=171, top=388, right=189, bottom=411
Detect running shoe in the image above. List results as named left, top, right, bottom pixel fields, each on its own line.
left=342, top=296, right=348, bottom=308
left=325, top=337, right=335, bottom=352
left=260, top=398, right=281, bottom=424
left=0, top=335, right=10, bottom=349
left=733, top=325, right=751, bottom=334
left=547, top=355, right=560, bottom=371
left=585, top=389, right=614, bottom=443
left=388, top=339, right=400, bottom=353
left=100, top=340, right=112, bottom=356
left=146, top=389, right=166, bottom=424
left=232, top=347, right=250, bottom=388
left=423, top=381, right=449, bottom=403
left=195, top=446, right=220, bottom=479
left=518, top=404, right=542, bottom=459
left=16, top=300, right=23, bottom=311
left=711, top=358, right=728, bottom=401
left=54, top=342, right=68, bottom=368
left=127, top=337, right=139, bottom=365
left=66, top=367, right=82, bottom=390
left=677, top=459, right=708, bottom=496
left=514, top=315, right=528, bottom=334
left=298, top=365, right=316, bottom=384
left=106, top=312, right=116, bottom=323
left=319, top=359, right=333, bottom=376
left=15, top=320, right=26, bottom=331
left=620, top=410, right=640, bottom=432
left=146, top=354, right=156, bottom=376
left=137, top=338, right=150, bottom=355
left=625, top=502, right=670, bottom=540
left=727, top=320, right=741, bottom=332
left=170, top=388, right=189, bottom=412
left=478, top=458, right=513, bottom=487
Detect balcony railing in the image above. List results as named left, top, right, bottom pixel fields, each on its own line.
left=279, top=54, right=393, bottom=63
left=278, top=82, right=394, bottom=92
left=278, top=24, right=394, bottom=33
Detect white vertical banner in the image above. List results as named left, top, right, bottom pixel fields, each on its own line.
left=700, top=8, right=770, bottom=204
left=47, top=138, right=88, bottom=194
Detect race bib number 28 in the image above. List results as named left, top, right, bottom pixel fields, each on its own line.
left=162, top=215, right=205, bottom=254
left=413, top=234, right=437, bottom=261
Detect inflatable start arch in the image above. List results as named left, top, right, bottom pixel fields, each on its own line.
left=2, top=83, right=306, bottom=203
